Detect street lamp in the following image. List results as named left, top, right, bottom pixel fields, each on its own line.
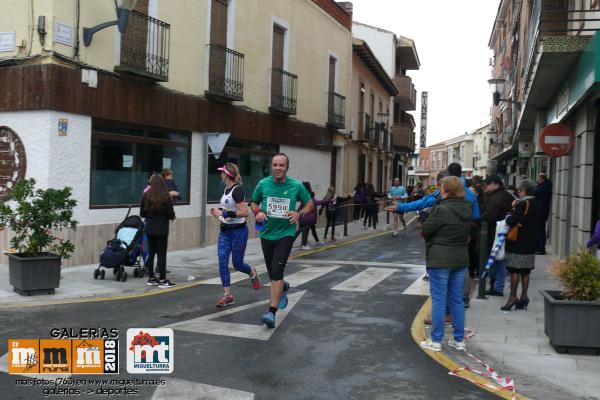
left=83, top=0, right=138, bottom=47
left=488, top=78, right=521, bottom=111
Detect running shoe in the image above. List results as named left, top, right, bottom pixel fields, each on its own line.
left=448, top=338, right=466, bottom=351
left=216, top=294, right=235, bottom=307
left=249, top=269, right=261, bottom=290
left=301, top=245, right=311, bottom=250
left=419, top=339, right=442, bottom=352
left=278, top=281, right=290, bottom=309
left=261, top=311, right=276, bottom=328
left=392, top=231, right=399, bottom=237
left=147, top=277, right=159, bottom=286
left=158, top=279, right=176, bottom=288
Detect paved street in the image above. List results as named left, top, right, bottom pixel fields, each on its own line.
left=0, top=227, right=498, bottom=399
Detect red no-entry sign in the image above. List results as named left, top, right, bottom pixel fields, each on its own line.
left=539, top=123, right=574, bottom=157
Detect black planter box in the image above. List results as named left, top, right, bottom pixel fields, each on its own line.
left=541, top=289, right=600, bottom=354
left=8, top=253, right=61, bottom=296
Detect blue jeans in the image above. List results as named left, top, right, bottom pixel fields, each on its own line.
left=428, top=267, right=466, bottom=343
left=491, top=259, right=507, bottom=293
left=218, top=226, right=252, bottom=287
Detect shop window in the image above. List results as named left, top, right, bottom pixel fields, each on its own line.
left=207, top=140, right=277, bottom=203
left=90, top=120, right=190, bottom=208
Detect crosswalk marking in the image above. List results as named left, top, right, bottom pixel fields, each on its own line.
left=264, top=265, right=342, bottom=287
left=152, top=378, right=254, bottom=400
left=402, top=273, right=430, bottom=295
left=287, top=259, right=425, bottom=269
left=331, top=268, right=396, bottom=292
left=163, top=291, right=306, bottom=341
left=200, top=264, right=267, bottom=285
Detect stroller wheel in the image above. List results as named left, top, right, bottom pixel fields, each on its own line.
left=121, top=272, right=128, bottom=282
left=115, top=269, right=123, bottom=281
left=133, top=268, right=139, bottom=278
left=100, top=270, right=105, bottom=280
left=93, top=269, right=100, bottom=279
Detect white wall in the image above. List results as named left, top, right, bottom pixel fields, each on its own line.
left=0, top=111, right=204, bottom=227
left=280, top=145, right=331, bottom=198
left=352, top=24, right=395, bottom=77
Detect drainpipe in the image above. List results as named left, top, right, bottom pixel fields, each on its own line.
left=564, top=153, right=573, bottom=256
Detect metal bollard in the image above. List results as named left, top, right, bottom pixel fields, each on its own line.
left=386, top=200, right=390, bottom=225
left=477, top=221, right=489, bottom=299
left=343, top=203, right=349, bottom=237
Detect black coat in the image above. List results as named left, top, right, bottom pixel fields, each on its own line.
left=140, top=193, right=176, bottom=236
left=534, top=179, right=552, bottom=212
left=481, top=188, right=514, bottom=252
left=506, top=197, right=541, bottom=255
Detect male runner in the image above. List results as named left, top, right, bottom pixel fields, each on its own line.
left=388, top=177, right=408, bottom=237
left=251, top=153, right=314, bottom=328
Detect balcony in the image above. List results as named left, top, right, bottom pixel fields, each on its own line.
left=371, top=124, right=381, bottom=148
left=205, top=44, right=244, bottom=102
left=391, top=122, right=415, bottom=153
left=356, top=112, right=373, bottom=142
left=393, top=75, right=416, bottom=111
left=326, top=92, right=346, bottom=129
left=269, top=68, right=298, bottom=115
left=115, top=10, right=170, bottom=82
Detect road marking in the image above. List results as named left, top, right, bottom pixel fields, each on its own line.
left=264, top=265, right=342, bottom=287
left=0, top=352, right=71, bottom=379
left=163, top=291, right=306, bottom=341
left=152, top=378, right=254, bottom=400
left=288, top=259, right=425, bottom=269
left=402, top=273, right=430, bottom=295
left=331, top=268, right=396, bottom=292
left=200, top=265, right=267, bottom=285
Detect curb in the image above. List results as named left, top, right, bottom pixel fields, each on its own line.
left=410, top=298, right=530, bottom=400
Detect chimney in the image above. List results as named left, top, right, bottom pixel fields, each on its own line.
left=337, top=2, right=353, bottom=16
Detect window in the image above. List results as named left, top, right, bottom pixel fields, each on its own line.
left=90, top=120, right=190, bottom=207
left=207, top=139, right=278, bottom=203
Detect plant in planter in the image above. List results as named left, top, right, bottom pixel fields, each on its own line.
left=540, top=249, right=600, bottom=354
left=0, top=178, right=78, bottom=295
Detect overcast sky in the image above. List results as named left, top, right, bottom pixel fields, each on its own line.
left=350, top=0, right=500, bottom=146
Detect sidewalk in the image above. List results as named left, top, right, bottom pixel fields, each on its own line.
left=0, top=211, right=399, bottom=307
left=436, top=252, right=600, bottom=400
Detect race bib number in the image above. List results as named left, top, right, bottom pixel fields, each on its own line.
left=266, top=197, right=291, bottom=219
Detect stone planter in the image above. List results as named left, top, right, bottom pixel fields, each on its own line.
left=541, top=290, right=600, bottom=355
left=8, top=253, right=61, bottom=295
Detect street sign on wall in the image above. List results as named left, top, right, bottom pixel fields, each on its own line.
left=539, top=123, right=574, bottom=157
left=420, top=91, right=428, bottom=148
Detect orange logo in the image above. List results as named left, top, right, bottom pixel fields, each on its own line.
left=39, top=339, right=71, bottom=374
left=8, top=339, right=39, bottom=374
left=71, top=339, right=104, bottom=374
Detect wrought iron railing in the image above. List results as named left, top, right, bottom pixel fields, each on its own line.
left=357, top=112, right=373, bottom=142
left=326, top=92, right=345, bottom=129
left=371, top=123, right=381, bottom=148
left=270, top=68, right=298, bottom=115
left=206, top=44, right=244, bottom=101
left=117, top=10, right=170, bottom=81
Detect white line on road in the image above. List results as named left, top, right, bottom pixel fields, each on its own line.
left=152, top=378, right=254, bottom=400
left=331, top=268, right=396, bottom=292
left=287, top=259, right=425, bottom=269
left=402, top=273, right=430, bottom=295
left=163, top=291, right=306, bottom=341
left=264, top=265, right=342, bottom=287
left=200, top=264, right=267, bottom=285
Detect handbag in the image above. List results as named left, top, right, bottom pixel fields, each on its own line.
left=506, top=200, right=530, bottom=242
left=492, top=220, right=508, bottom=260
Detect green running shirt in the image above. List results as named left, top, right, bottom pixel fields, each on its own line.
left=251, top=176, right=311, bottom=240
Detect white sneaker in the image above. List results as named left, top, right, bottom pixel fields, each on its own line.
left=362, top=226, right=367, bottom=230
left=301, top=245, right=311, bottom=250
left=392, top=231, right=398, bottom=237
left=448, top=338, right=466, bottom=351
left=419, top=339, right=442, bottom=352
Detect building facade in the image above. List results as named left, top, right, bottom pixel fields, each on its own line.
left=0, top=0, right=353, bottom=265
left=489, top=0, right=600, bottom=256
left=472, top=124, right=491, bottom=177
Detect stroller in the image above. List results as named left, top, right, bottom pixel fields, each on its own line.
left=94, top=207, right=148, bottom=282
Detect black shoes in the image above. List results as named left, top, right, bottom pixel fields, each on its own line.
left=516, top=297, right=530, bottom=310
left=500, top=299, right=519, bottom=311
left=535, top=250, right=546, bottom=255
left=486, top=289, right=504, bottom=296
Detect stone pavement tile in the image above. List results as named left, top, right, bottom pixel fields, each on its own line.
left=471, top=333, right=508, bottom=343
left=583, top=383, right=600, bottom=400
left=505, top=335, right=547, bottom=346
left=576, top=358, right=600, bottom=372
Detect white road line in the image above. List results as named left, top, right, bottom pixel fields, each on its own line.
left=287, top=259, right=425, bottom=269
left=402, top=273, right=430, bottom=295
left=152, top=378, right=254, bottom=400
left=0, top=352, right=71, bottom=379
left=264, top=265, right=342, bottom=287
left=163, top=291, right=306, bottom=341
left=331, top=268, right=396, bottom=292
left=200, top=264, right=267, bottom=285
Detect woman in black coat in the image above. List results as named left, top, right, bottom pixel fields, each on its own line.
left=502, top=180, right=541, bottom=311
left=140, top=174, right=176, bottom=288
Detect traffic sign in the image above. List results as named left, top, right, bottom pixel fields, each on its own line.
left=539, top=123, right=574, bottom=157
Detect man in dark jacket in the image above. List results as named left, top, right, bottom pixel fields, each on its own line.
left=534, top=173, right=552, bottom=254
left=481, top=175, right=514, bottom=295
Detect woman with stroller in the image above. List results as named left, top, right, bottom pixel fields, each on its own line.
left=140, top=174, right=176, bottom=288
left=210, top=163, right=261, bottom=307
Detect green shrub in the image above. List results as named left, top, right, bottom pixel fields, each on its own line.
left=0, top=179, right=78, bottom=259
left=551, top=249, right=600, bottom=301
